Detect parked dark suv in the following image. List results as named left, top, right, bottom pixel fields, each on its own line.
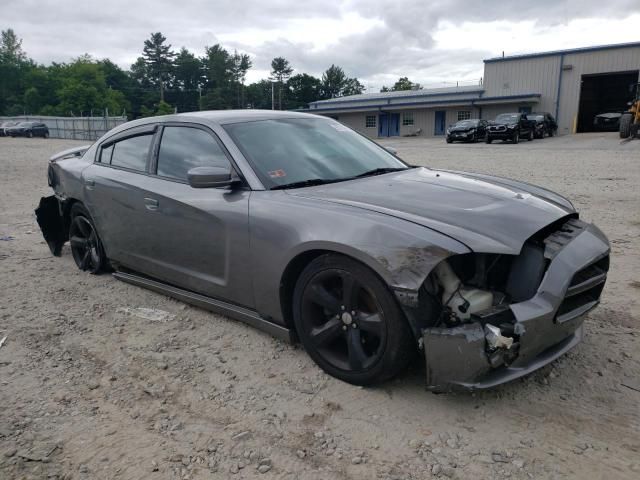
left=527, top=112, right=558, bottom=138
left=6, top=121, right=49, bottom=138
left=486, top=113, right=535, bottom=144
left=446, top=119, right=488, bottom=143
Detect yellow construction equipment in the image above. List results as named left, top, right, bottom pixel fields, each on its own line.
left=619, top=82, right=640, bottom=139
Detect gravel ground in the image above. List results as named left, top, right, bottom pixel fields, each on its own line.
left=0, top=133, right=638, bottom=480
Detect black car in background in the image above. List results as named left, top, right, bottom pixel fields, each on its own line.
left=0, top=121, right=20, bottom=136
left=593, top=112, right=623, bottom=131
left=446, top=119, right=488, bottom=143
left=526, top=112, right=558, bottom=138
left=486, top=113, right=535, bottom=144
left=6, top=121, right=49, bottom=138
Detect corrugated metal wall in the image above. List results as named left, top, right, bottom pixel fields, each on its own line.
left=483, top=46, right=640, bottom=133
left=558, top=48, right=640, bottom=133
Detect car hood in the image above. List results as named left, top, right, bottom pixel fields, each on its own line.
left=449, top=125, right=476, bottom=132
left=288, top=168, right=575, bottom=254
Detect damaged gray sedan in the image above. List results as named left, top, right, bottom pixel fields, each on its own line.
left=36, top=110, right=610, bottom=391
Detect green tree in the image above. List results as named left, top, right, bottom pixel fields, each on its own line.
left=286, top=73, right=322, bottom=109
left=172, top=48, right=203, bottom=112
left=270, top=57, right=293, bottom=109
left=381, top=77, right=420, bottom=92
left=245, top=80, right=273, bottom=109
left=342, top=77, right=365, bottom=96
left=321, top=65, right=364, bottom=99
left=0, top=28, right=32, bottom=114
left=230, top=50, right=252, bottom=108
left=142, top=32, right=176, bottom=102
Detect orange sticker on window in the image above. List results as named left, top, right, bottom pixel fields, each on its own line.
left=268, top=169, right=287, bottom=178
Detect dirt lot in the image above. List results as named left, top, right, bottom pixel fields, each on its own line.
left=1, top=133, right=638, bottom=480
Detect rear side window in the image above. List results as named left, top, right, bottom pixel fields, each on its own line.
left=110, top=134, right=153, bottom=172
left=156, top=126, right=230, bottom=181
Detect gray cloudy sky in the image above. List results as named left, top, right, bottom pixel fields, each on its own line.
left=3, top=0, right=640, bottom=91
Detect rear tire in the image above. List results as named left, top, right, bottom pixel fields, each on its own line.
left=44, top=132, right=49, bottom=139
left=446, top=138, right=452, bottom=144
left=619, top=113, right=633, bottom=139
left=27, top=131, right=33, bottom=138
left=293, top=254, right=415, bottom=386
left=69, top=203, right=107, bottom=274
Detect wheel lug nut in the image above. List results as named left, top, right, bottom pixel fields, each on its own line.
left=351, top=311, right=356, bottom=315
left=342, top=325, right=347, bottom=331
left=352, top=323, right=357, bottom=328
left=341, top=305, right=345, bottom=310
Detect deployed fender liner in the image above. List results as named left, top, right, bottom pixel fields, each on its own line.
left=423, top=220, right=610, bottom=392
left=35, top=195, right=67, bottom=256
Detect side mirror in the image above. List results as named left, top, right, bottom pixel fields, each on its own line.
left=384, top=146, right=398, bottom=155
left=187, top=166, right=238, bottom=188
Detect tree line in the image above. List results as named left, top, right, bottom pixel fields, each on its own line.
left=0, top=29, right=368, bottom=118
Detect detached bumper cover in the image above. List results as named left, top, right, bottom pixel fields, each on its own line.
left=424, top=221, right=609, bottom=391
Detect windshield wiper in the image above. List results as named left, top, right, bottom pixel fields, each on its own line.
left=271, top=178, right=340, bottom=190
left=354, top=167, right=409, bottom=179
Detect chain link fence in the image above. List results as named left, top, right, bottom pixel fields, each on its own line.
left=0, top=115, right=128, bottom=141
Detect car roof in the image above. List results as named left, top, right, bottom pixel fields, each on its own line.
left=98, top=109, right=326, bottom=143
left=177, top=109, right=321, bottom=125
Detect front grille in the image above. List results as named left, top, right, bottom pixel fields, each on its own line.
left=569, top=255, right=609, bottom=288
left=556, top=254, right=609, bottom=323
left=489, top=125, right=506, bottom=132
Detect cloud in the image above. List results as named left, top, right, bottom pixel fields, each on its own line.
left=1, top=0, right=639, bottom=91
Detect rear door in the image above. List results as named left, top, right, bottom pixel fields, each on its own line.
left=82, top=125, right=158, bottom=270
left=137, top=123, right=253, bottom=306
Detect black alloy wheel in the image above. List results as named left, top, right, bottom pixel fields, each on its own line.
left=293, top=254, right=414, bottom=385
left=69, top=204, right=105, bottom=274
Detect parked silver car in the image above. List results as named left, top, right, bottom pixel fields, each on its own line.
left=36, top=110, right=610, bottom=391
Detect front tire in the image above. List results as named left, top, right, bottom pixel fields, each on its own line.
left=527, top=130, right=534, bottom=141
left=293, top=254, right=414, bottom=386
left=69, top=203, right=106, bottom=274
left=485, top=136, right=492, bottom=144
left=27, top=131, right=33, bottom=138
left=619, top=113, right=632, bottom=139
left=512, top=132, right=519, bottom=144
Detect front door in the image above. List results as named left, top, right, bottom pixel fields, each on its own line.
left=378, top=113, right=400, bottom=137
left=138, top=124, right=252, bottom=306
left=378, top=113, right=389, bottom=137
left=389, top=113, right=400, bottom=136
left=434, top=111, right=446, bottom=135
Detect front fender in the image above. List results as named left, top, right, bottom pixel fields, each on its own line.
left=249, top=191, right=470, bottom=326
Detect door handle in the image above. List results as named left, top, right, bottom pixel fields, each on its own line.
left=144, top=197, right=159, bottom=211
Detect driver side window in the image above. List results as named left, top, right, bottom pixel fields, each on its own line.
left=156, top=126, right=230, bottom=182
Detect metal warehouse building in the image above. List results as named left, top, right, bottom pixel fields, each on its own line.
left=308, top=42, right=640, bottom=138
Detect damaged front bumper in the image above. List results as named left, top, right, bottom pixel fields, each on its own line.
left=423, top=220, right=610, bottom=392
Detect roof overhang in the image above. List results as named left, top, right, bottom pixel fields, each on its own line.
left=307, top=93, right=540, bottom=114
left=473, top=94, right=541, bottom=105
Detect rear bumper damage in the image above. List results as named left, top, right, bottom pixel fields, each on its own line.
left=423, top=220, right=610, bottom=392
left=35, top=195, right=67, bottom=256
